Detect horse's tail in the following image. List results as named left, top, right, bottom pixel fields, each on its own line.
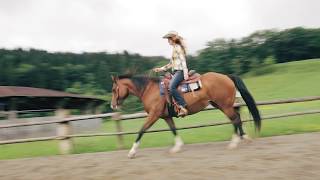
left=228, top=75, right=262, bottom=131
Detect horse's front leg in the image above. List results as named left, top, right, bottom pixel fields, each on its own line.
left=128, top=112, right=160, bottom=159
left=164, top=117, right=184, bottom=153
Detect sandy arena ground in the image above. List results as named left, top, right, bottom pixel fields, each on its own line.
left=1, top=132, right=320, bottom=180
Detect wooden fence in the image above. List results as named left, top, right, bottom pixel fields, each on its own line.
left=0, top=96, right=320, bottom=154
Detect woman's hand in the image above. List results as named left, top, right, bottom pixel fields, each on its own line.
left=153, top=67, right=163, bottom=73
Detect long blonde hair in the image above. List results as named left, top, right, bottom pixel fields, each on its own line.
left=173, top=36, right=187, bottom=56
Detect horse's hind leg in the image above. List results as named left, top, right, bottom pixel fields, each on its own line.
left=233, top=107, right=252, bottom=143
left=209, top=101, right=244, bottom=136
left=221, top=106, right=251, bottom=149
left=232, top=106, right=245, bottom=136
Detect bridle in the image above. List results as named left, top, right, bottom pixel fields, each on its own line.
left=113, top=84, right=121, bottom=107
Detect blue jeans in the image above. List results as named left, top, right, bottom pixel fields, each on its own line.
left=169, top=70, right=187, bottom=107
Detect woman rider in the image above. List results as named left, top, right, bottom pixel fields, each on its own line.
left=153, top=31, right=189, bottom=117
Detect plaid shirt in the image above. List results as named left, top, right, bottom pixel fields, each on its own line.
left=171, top=45, right=187, bottom=71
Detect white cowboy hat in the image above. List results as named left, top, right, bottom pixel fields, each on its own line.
left=162, top=31, right=180, bottom=39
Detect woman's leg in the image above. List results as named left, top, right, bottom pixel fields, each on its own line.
left=169, top=70, right=186, bottom=107
left=169, top=70, right=188, bottom=116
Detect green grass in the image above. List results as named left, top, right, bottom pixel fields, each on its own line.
left=1, top=59, right=320, bottom=160
left=0, top=141, right=59, bottom=159
left=244, top=59, right=320, bottom=100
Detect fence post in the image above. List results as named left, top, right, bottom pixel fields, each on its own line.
left=55, top=109, right=73, bottom=154
left=8, top=111, right=17, bottom=120
left=113, top=112, right=124, bottom=149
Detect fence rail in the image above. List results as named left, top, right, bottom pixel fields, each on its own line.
left=2, top=96, right=320, bottom=129
left=0, top=96, right=320, bottom=154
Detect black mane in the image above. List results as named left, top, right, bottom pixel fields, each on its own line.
left=118, top=74, right=160, bottom=92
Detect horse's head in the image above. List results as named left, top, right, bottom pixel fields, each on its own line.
left=110, top=75, right=129, bottom=110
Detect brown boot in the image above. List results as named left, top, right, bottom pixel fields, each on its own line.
left=178, top=106, right=188, bottom=117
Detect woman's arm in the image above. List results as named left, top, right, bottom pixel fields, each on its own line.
left=160, top=62, right=173, bottom=71
left=153, top=62, right=173, bottom=72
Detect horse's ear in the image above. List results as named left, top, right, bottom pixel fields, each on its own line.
left=111, top=75, right=118, bottom=84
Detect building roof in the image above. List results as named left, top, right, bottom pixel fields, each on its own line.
left=0, top=86, right=93, bottom=99
left=0, top=86, right=106, bottom=111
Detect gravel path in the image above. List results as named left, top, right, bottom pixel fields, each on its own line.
left=1, top=132, right=320, bottom=180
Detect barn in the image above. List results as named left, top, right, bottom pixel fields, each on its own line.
left=0, top=86, right=106, bottom=140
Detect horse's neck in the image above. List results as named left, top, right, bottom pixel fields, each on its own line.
left=127, top=79, right=163, bottom=114
left=129, top=79, right=155, bottom=100
left=122, top=79, right=146, bottom=98
left=123, top=80, right=140, bottom=97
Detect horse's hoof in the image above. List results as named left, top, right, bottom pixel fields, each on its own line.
left=170, top=147, right=182, bottom=154
left=227, top=134, right=241, bottom=150
left=227, top=143, right=238, bottom=150
left=242, top=134, right=253, bottom=143
left=128, top=151, right=137, bottom=159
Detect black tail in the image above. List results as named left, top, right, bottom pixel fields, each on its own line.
left=228, top=75, right=262, bottom=131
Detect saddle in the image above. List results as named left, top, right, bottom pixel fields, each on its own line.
left=159, top=70, right=202, bottom=117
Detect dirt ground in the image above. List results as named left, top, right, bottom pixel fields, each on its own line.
left=1, top=132, right=320, bottom=180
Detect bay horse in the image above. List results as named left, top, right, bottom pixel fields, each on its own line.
left=111, top=72, right=261, bottom=158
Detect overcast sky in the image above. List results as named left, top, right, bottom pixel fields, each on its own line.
left=0, top=0, right=319, bottom=57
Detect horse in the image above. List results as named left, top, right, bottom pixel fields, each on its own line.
left=110, top=72, right=261, bottom=158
